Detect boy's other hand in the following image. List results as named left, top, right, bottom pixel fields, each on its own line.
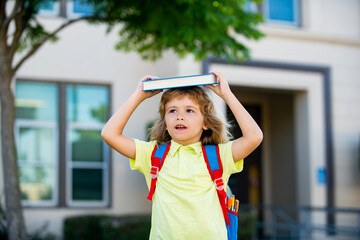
left=136, top=75, right=163, bottom=100
left=205, top=70, right=232, bottom=100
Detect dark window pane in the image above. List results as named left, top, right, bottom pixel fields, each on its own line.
left=71, top=129, right=103, bottom=162
left=72, top=169, right=103, bottom=200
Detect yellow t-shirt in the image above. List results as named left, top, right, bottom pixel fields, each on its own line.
left=130, top=139, right=243, bottom=240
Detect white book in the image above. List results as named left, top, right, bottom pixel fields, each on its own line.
left=142, top=73, right=218, bottom=91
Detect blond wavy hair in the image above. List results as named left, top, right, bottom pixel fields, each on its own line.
left=150, top=87, right=229, bottom=145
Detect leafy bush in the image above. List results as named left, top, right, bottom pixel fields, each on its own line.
left=0, top=200, right=56, bottom=240
left=0, top=201, right=7, bottom=240
left=238, top=210, right=257, bottom=240
left=64, top=215, right=151, bottom=240
left=64, top=212, right=257, bottom=240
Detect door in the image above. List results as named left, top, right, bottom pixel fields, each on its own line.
left=226, top=104, right=262, bottom=206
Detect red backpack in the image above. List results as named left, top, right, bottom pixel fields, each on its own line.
left=146, top=142, right=239, bottom=240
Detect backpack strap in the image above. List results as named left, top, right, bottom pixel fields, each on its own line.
left=147, top=142, right=171, bottom=200
left=202, top=145, right=231, bottom=225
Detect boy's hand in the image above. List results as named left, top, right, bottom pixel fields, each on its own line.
left=136, top=75, right=163, bottom=100
left=205, top=70, right=232, bottom=100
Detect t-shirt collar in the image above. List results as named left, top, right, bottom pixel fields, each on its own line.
left=169, top=140, right=202, bottom=157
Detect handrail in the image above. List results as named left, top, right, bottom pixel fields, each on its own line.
left=238, top=204, right=360, bottom=239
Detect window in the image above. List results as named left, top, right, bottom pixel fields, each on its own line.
left=15, top=81, right=110, bottom=207
left=244, top=1, right=260, bottom=13
left=66, top=84, right=109, bottom=206
left=67, top=0, right=94, bottom=18
left=244, top=0, right=301, bottom=27
left=15, top=82, right=59, bottom=206
left=38, top=2, right=61, bottom=17
left=39, top=0, right=94, bottom=18
left=264, top=0, right=300, bottom=26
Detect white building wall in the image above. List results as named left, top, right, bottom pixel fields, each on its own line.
left=13, top=19, right=181, bottom=236
left=236, top=0, right=360, bottom=228
left=0, top=0, right=359, bottom=238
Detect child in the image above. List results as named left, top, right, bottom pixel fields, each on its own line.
left=101, top=71, right=263, bottom=240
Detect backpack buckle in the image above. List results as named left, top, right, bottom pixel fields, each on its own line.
left=214, top=178, right=224, bottom=191
left=150, top=166, right=159, bottom=179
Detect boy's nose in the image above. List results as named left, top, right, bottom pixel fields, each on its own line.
left=177, top=113, right=184, bottom=120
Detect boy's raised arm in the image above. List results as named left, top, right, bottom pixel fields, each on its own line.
left=205, top=71, right=263, bottom=162
left=101, top=76, right=162, bottom=159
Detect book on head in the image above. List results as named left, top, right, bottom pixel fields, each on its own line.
left=142, top=73, right=218, bottom=91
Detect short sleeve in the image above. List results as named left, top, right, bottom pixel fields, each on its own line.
left=218, top=141, right=244, bottom=184
left=129, top=139, right=157, bottom=175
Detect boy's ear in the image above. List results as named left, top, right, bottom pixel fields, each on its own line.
left=203, top=124, right=209, bottom=130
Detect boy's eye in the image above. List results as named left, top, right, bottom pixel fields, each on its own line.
left=186, top=109, right=194, bottom=113
left=169, top=109, right=176, bottom=113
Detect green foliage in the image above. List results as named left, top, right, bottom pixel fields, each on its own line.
left=108, top=0, right=264, bottom=61
left=0, top=200, right=56, bottom=240
left=0, top=200, right=7, bottom=240
left=63, top=212, right=256, bottom=240
left=17, top=0, right=264, bottom=62
left=238, top=210, right=257, bottom=239
left=18, top=21, right=59, bottom=53
left=15, top=1, right=60, bottom=53
left=90, top=105, right=107, bottom=123
left=146, top=119, right=156, bottom=141
left=64, top=215, right=151, bottom=240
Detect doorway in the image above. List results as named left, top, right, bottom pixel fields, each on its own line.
left=227, top=104, right=263, bottom=206
left=226, top=86, right=298, bottom=208
left=204, top=58, right=333, bottom=232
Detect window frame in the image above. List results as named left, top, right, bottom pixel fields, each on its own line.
left=15, top=79, right=111, bottom=208
left=15, top=119, right=60, bottom=207
left=38, top=0, right=93, bottom=18
left=66, top=122, right=110, bottom=207
left=38, top=1, right=61, bottom=17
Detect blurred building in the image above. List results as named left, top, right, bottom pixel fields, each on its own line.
left=0, top=0, right=359, bottom=238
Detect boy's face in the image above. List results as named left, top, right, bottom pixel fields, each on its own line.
left=164, top=95, right=208, bottom=146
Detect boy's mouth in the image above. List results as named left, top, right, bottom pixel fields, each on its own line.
left=175, top=124, right=187, bottom=130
